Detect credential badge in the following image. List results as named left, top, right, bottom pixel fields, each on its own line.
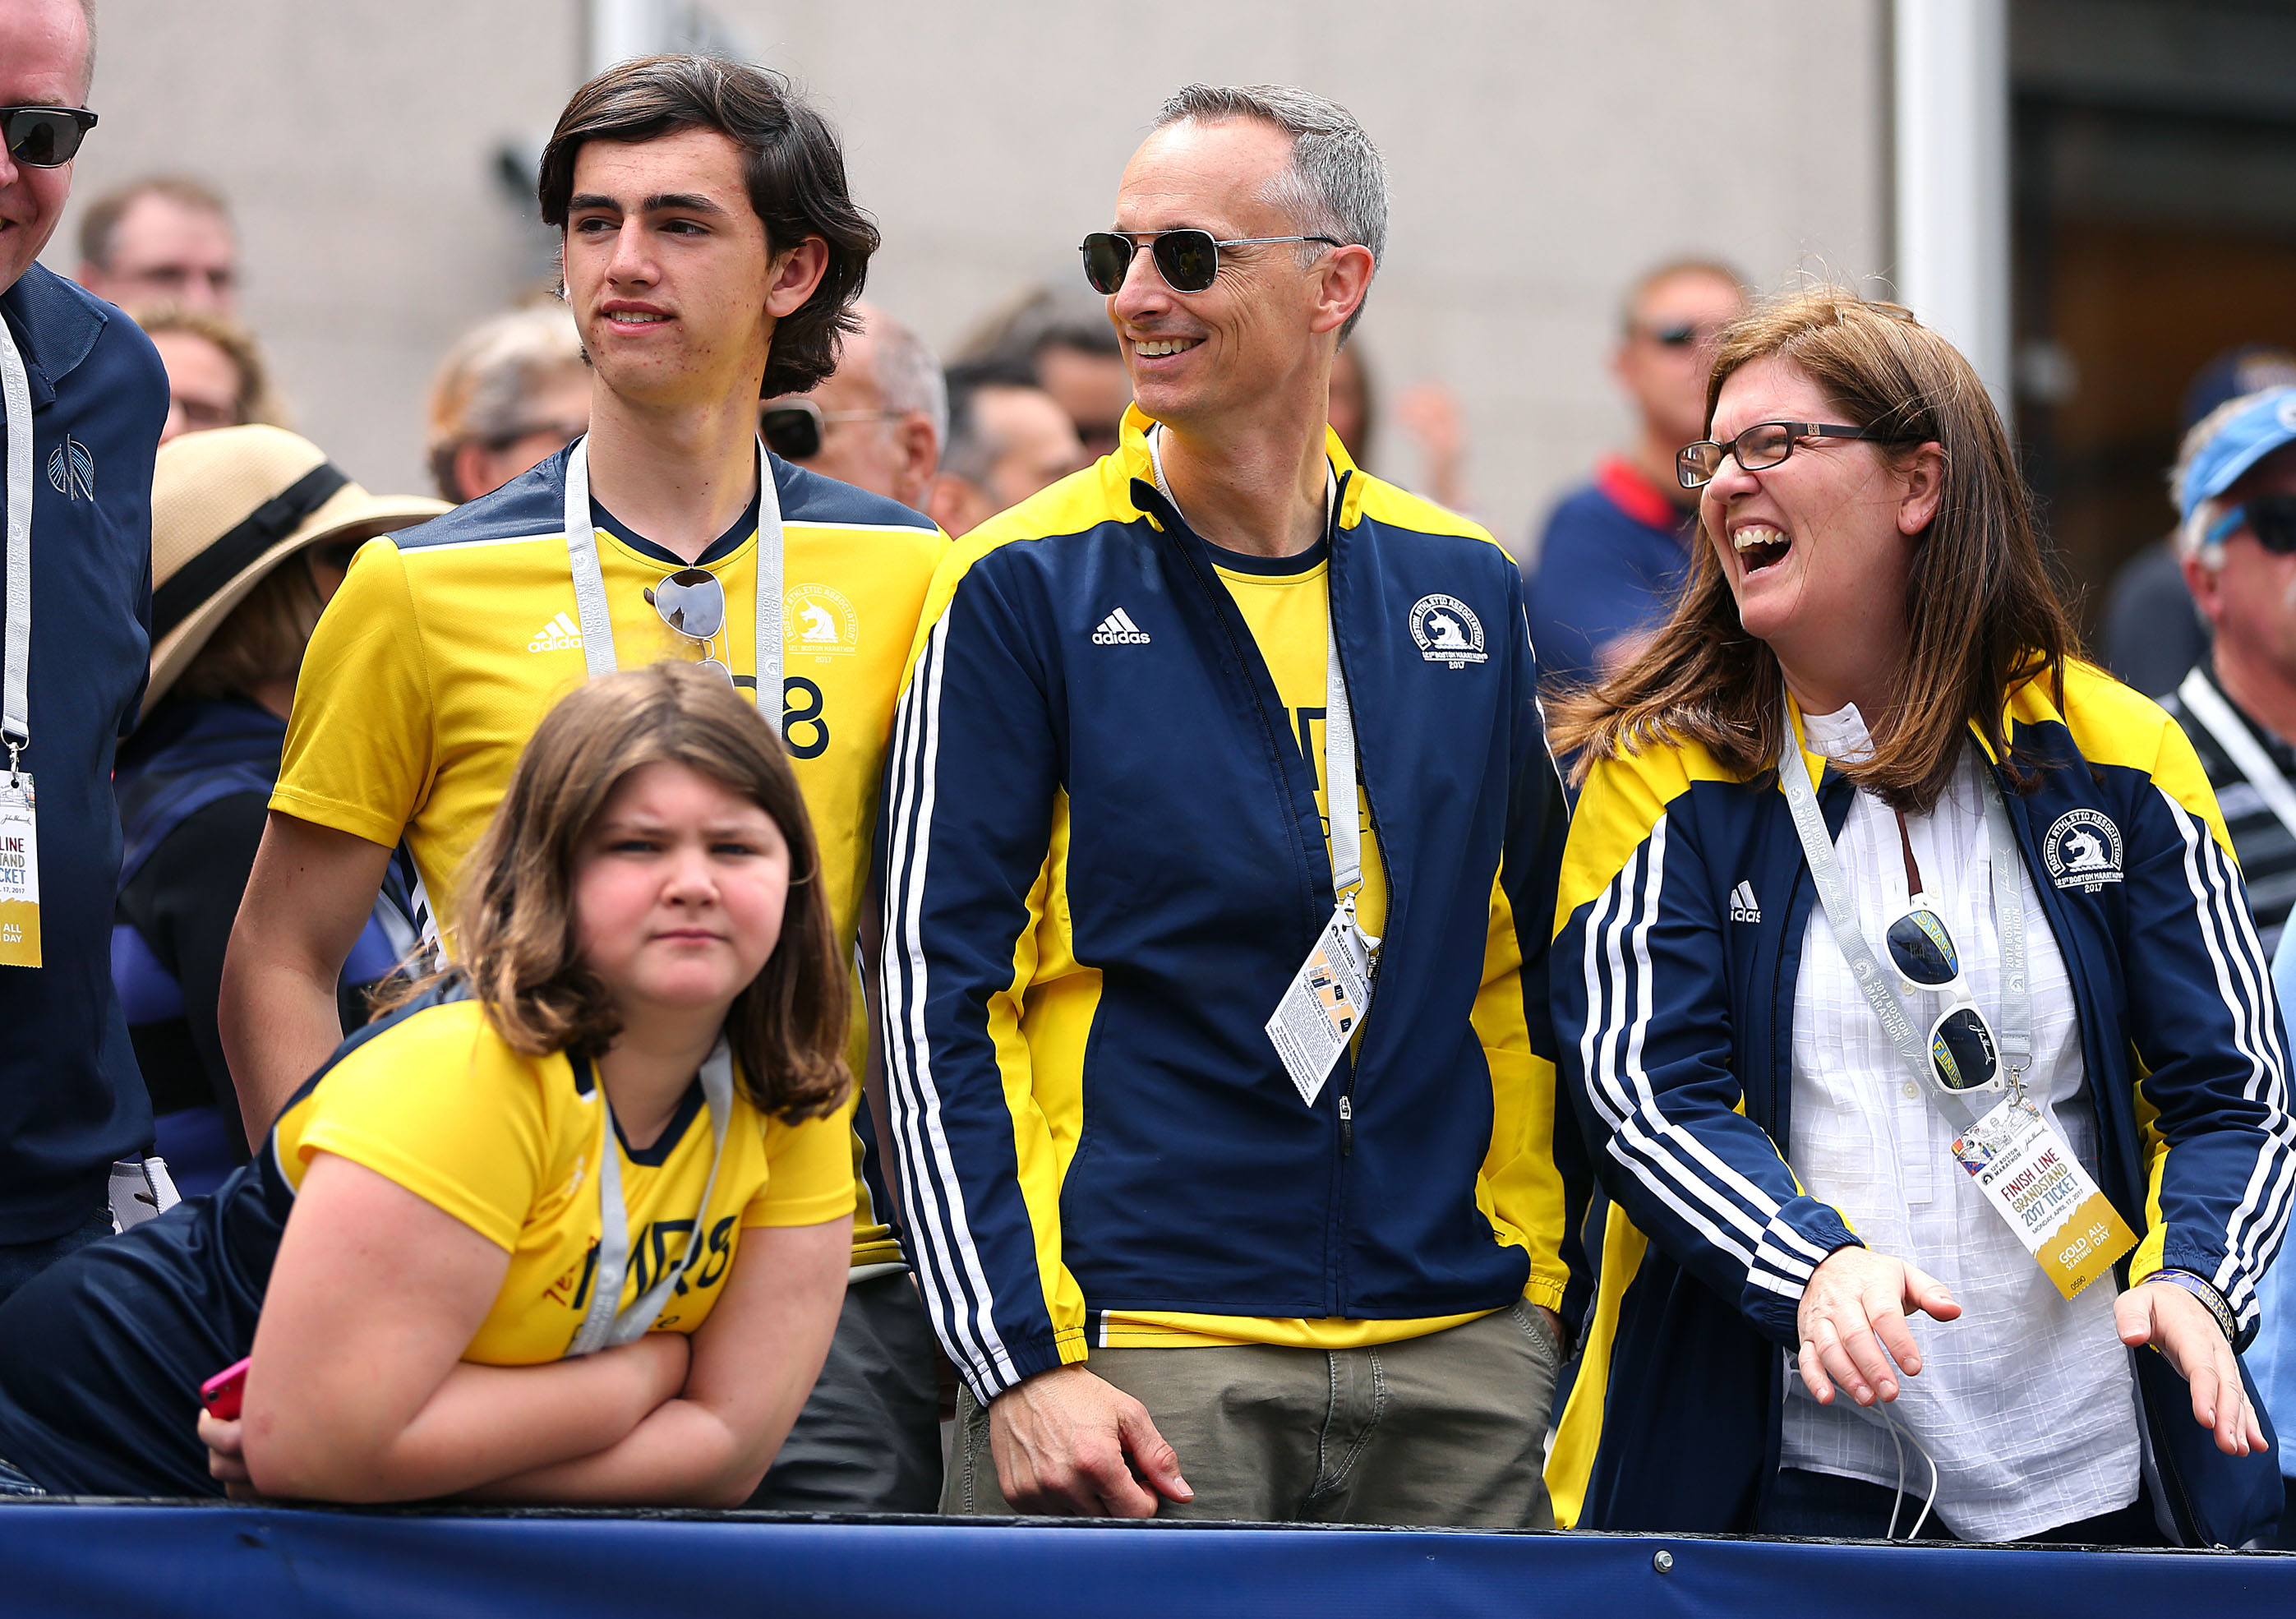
left=1408, top=593, right=1486, bottom=668
left=2042, top=808, right=2123, bottom=893
left=785, top=583, right=858, bottom=659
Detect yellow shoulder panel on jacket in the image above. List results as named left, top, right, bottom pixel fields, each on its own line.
left=901, top=459, right=1142, bottom=681
left=1345, top=471, right=1492, bottom=545
left=1556, top=734, right=1735, bottom=934
left=2022, top=659, right=2234, bottom=851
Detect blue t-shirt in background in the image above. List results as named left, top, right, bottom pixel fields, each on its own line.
left=2262, top=923, right=2296, bottom=1480
left=1525, top=455, right=1698, bottom=694
left=0, top=265, right=168, bottom=1243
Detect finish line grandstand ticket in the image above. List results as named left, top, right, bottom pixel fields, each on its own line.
left=1266, top=902, right=1378, bottom=1108
left=1952, top=1094, right=2135, bottom=1299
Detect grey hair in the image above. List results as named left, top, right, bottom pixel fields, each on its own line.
left=860, top=306, right=947, bottom=466
left=426, top=303, right=587, bottom=501
left=1153, top=83, right=1387, bottom=343
left=2170, top=389, right=2286, bottom=565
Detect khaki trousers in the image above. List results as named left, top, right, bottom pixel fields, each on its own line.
left=943, top=1302, right=1562, bottom=1528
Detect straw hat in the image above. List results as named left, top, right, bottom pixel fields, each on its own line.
left=145, top=425, right=450, bottom=715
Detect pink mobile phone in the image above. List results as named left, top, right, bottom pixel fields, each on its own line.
left=199, top=1357, right=251, bottom=1422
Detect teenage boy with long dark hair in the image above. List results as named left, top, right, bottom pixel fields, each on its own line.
left=219, top=54, right=947, bottom=1513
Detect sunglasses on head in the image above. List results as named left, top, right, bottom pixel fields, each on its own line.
left=1, top=106, right=96, bottom=168
left=2203, top=495, right=2296, bottom=556
left=1884, top=813, right=2003, bottom=1094
left=1079, top=229, right=1341, bottom=296
left=643, top=567, right=735, bottom=687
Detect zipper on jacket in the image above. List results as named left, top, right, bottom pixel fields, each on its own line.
left=1338, top=1093, right=1353, bottom=1155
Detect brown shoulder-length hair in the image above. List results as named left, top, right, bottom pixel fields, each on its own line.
left=1549, top=288, right=2077, bottom=812
left=399, top=663, right=849, bottom=1123
left=537, top=53, right=880, bottom=401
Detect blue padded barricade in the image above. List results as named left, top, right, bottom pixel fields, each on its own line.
left=2, top=1501, right=2294, bottom=1618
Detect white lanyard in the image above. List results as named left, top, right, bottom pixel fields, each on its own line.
left=566, top=1039, right=735, bottom=1357
left=1148, top=427, right=1359, bottom=894
left=0, top=314, right=34, bottom=768
left=2177, top=667, right=2296, bottom=845
left=1776, top=696, right=2031, bottom=1105
left=560, top=434, right=782, bottom=705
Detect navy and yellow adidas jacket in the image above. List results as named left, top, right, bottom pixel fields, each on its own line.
left=1548, top=663, right=2294, bottom=1546
left=879, top=408, right=1586, bottom=1404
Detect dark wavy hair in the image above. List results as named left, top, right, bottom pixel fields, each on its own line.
left=380, top=664, right=850, bottom=1123
left=537, top=53, right=879, bottom=399
left=1551, top=288, right=2077, bottom=814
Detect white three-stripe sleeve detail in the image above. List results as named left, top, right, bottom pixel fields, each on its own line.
left=1574, top=815, right=1818, bottom=1293
left=881, top=620, right=1021, bottom=1395
left=2157, top=789, right=2296, bottom=1321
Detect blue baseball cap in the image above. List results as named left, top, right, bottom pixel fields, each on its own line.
left=2178, top=386, right=2296, bottom=524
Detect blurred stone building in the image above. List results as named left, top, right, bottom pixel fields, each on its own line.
left=44, top=0, right=1892, bottom=548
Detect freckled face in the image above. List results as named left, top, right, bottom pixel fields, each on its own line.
left=560, top=128, right=777, bottom=411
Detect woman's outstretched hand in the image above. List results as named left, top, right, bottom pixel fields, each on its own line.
left=2117, top=1280, right=2267, bottom=1457
left=1796, top=1247, right=1962, bottom=1407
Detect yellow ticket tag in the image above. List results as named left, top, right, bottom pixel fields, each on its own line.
left=1953, top=1094, right=2135, bottom=1298
left=0, top=773, right=39, bottom=968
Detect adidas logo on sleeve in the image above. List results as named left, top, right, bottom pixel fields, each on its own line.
left=528, top=611, right=583, bottom=653
left=1728, top=880, right=1761, bottom=924
left=1091, top=607, right=1151, bottom=645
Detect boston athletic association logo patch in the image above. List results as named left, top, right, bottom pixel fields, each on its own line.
left=1408, top=593, right=1486, bottom=668
left=2041, top=808, right=2123, bottom=893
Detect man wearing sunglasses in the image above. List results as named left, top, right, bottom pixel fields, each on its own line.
left=219, top=56, right=951, bottom=1513
left=1528, top=260, right=1745, bottom=695
left=883, top=84, right=1582, bottom=1527
left=0, top=0, right=179, bottom=1306
left=760, top=302, right=943, bottom=514
left=2161, top=387, right=2296, bottom=960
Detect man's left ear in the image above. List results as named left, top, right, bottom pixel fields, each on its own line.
left=766, top=237, right=832, bottom=320
left=1897, top=441, right=1947, bottom=537
left=1307, top=243, right=1376, bottom=339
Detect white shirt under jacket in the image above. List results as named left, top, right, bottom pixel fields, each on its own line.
left=1777, top=701, right=2142, bottom=1541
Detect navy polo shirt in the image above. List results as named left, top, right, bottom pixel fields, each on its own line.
left=0, top=265, right=167, bottom=1242
left=1525, top=455, right=1699, bottom=693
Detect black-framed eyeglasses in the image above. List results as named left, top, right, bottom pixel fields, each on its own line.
left=644, top=568, right=734, bottom=686
left=1079, top=229, right=1342, bottom=296
left=1885, top=813, right=2002, bottom=1094
left=2203, top=495, right=2296, bottom=556
left=759, top=398, right=903, bottom=461
left=1676, top=422, right=1905, bottom=491
left=1, top=106, right=96, bottom=168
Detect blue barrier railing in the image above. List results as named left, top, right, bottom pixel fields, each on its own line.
left=5, top=1501, right=2294, bottom=1618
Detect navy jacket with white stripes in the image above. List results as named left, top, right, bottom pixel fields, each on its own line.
left=1546, top=662, right=2294, bottom=1547
left=877, top=409, right=1587, bottom=1405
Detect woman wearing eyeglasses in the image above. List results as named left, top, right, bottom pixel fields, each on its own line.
left=1542, top=288, right=2294, bottom=1547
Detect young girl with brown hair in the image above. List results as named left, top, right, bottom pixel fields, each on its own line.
left=0, top=663, right=854, bottom=1502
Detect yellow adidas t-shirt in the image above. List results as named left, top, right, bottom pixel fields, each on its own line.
left=1095, top=542, right=1493, bottom=1352
left=275, top=998, right=854, bottom=1362
left=273, top=466, right=943, bottom=1267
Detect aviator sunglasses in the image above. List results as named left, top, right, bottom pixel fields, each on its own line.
left=2202, top=495, right=2296, bottom=556
left=1079, top=228, right=1342, bottom=295
left=759, top=398, right=904, bottom=461
left=1677, top=421, right=1910, bottom=491
left=643, top=568, right=735, bottom=687
left=1884, top=813, right=2003, bottom=1093
left=1, top=106, right=96, bottom=167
